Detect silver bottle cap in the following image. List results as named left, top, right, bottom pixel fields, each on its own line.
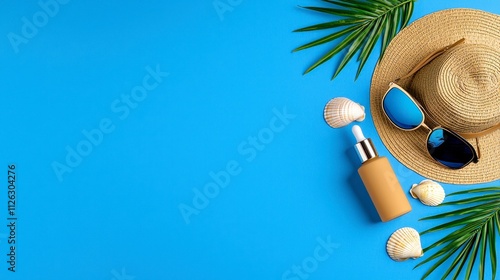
left=355, top=138, right=378, bottom=163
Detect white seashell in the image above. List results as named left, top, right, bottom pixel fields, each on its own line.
left=410, top=179, right=445, bottom=206
left=386, top=227, right=424, bottom=261
left=323, top=97, right=365, bottom=128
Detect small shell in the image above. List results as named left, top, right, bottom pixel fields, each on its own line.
left=323, top=97, right=365, bottom=128
left=386, top=227, right=423, bottom=261
left=410, top=179, right=445, bottom=206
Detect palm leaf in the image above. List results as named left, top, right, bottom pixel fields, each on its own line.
left=354, top=14, right=385, bottom=79
left=488, top=219, right=497, bottom=279
left=416, top=186, right=500, bottom=280
left=293, top=0, right=416, bottom=80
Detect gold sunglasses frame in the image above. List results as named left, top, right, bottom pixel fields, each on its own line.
left=381, top=82, right=479, bottom=169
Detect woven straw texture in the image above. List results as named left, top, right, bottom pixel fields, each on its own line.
left=370, top=9, right=500, bottom=184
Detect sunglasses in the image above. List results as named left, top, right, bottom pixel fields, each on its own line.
left=382, top=82, right=479, bottom=169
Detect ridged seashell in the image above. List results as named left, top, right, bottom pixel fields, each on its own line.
left=410, top=179, right=445, bottom=206
left=386, top=227, right=423, bottom=261
left=323, top=97, right=365, bottom=128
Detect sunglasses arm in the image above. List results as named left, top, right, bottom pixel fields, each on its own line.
left=474, top=138, right=481, bottom=161
left=457, top=122, right=500, bottom=139
left=457, top=123, right=500, bottom=161
left=395, top=38, right=465, bottom=82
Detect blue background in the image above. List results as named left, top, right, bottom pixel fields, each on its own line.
left=1, top=0, right=499, bottom=279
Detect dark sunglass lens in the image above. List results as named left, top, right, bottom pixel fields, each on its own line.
left=427, top=129, right=475, bottom=169
left=382, top=87, right=424, bottom=130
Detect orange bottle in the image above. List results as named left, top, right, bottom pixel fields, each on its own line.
left=352, top=125, right=411, bottom=222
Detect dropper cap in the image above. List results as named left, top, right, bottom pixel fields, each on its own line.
left=352, top=125, right=378, bottom=163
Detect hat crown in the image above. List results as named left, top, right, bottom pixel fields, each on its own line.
left=371, top=9, right=500, bottom=184
left=411, top=43, right=500, bottom=133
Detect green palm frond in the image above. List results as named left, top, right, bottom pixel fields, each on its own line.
left=416, top=187, right=500, bottom=280
left=293, top=0, right=416, bottom=80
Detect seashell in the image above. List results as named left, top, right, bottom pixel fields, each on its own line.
left=323, top=97, right=365, bottom=128
left=410, top=179, right=445, bottom=206
left=386, top=227, right=424, bottom=261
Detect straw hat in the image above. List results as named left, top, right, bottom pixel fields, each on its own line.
left=370, top=8, right=500, bottom=184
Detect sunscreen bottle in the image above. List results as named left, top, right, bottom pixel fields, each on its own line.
left=352, top=125, right=411, bottom=222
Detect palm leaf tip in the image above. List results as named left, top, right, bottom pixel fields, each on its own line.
left=293, top=0, right=416, bottom=80
left=416, top=186, right=500, bottom=280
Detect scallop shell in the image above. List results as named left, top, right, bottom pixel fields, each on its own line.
left=323, top=97, right=365, bottom=128
left=386, top=227, right=424, bottom=261
left=410, top=179, right=445, bottom=206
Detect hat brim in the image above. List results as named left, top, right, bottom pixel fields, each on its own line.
left=370, top=8, right=500, bottom=184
